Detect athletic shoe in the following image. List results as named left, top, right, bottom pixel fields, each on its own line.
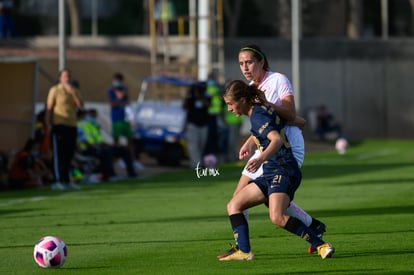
left=308, top=221, right=327, bottom=254
left=317, top=243, right=335, bottom=259
left=66, top=182, right=81, bottom=190
left=117, top=159, right=126, bottom=169
left=86, top=173, right=102, bottom=184
left=51, top=182, right=66, bottom=191
left=127, top=171, right=139, bottom=179
left=308, top=245, right=317, bottom=254
left=216, top=244, right=238, bottom=259
left=219, top=249, right=254, bottom=261
left=108, top=175, right=124, bottom=182
left=134, top=160, right=145, bottom=171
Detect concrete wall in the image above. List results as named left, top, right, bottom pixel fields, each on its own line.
left=0, top=58, right=37, bottom=153
left=224, top=39, right=414, bottom=139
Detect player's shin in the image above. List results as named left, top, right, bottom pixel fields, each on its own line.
left=284, top=216, right=324, bottom=248
left=229, top=213, right=251, bottom=253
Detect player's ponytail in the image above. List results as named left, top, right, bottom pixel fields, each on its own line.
left=224, top=80, right=265, bottom=106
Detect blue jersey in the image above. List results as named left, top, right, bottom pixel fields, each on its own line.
left=108, top=86, right=128, bottom=121
left=250, top=104, right=301, bottom=180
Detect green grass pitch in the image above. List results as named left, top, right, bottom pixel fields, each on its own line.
left=1, top=139, right=413, bottom=274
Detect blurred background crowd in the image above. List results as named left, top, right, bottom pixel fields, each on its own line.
left=1, top=0, right=413, bottom=190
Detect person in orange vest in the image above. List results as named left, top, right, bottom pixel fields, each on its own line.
left=8, top=138, right=54, bottom=190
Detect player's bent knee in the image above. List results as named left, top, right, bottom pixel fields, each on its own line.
left=227, top=199, right=243, bottom=215
left=269, top=213, right=284, bottom=228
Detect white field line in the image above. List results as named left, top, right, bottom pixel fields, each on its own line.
left=355, top=149, right=398, bottom=160
left=304, top=148, right=399, bottom=165
left=0, top=196, right=49, bottom=207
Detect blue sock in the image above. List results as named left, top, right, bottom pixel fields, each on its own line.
left=229, top=213, right=250, bottom=253
left=284, top=217, right=324, bottom=248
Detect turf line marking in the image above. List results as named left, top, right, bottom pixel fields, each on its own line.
left=356, top=149, right=398, bottom=160
left=0, top=196, right=48, bottom=207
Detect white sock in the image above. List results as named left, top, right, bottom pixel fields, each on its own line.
left=286, top=201, right=313, bottom=226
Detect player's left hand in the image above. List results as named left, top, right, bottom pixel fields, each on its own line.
left=246, top=158, right=262, bottom=173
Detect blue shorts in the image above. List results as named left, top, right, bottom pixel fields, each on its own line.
left=252, top=174, right=301, bottom=201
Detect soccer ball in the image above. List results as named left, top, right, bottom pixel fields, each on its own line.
left=335, top=138, right=348, bottom=155
left=203, top=153, right=217, bottom=168
left=33, top=236, right=67, bottom=268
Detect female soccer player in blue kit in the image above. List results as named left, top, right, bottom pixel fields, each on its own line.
left=218, top=45, right=326, bottom=258
left=218, top=80, right=334, bottom=261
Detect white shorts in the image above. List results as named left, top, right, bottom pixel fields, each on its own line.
left=242, top=126, right=304, bottom=180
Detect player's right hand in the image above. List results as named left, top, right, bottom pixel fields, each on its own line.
left=239, top=145, right=252, bottom=160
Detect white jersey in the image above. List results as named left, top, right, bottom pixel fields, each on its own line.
left=243, top=71, right=304, bottom=179
left=257, top=71, right=292, bottom=106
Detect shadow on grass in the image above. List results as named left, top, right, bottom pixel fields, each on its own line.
left=2, top=204, right=413, bottom=230
left=250, top=205, right=414, bottom=219
left=61, top=266, right=111, bottom=271
left=255, top=268, right=414, bottom=275
left=0, top=208, right=38, bottom=216
left=338, top=176, right=414, bottom=186
left=0, top=237, right=234, bottom=250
